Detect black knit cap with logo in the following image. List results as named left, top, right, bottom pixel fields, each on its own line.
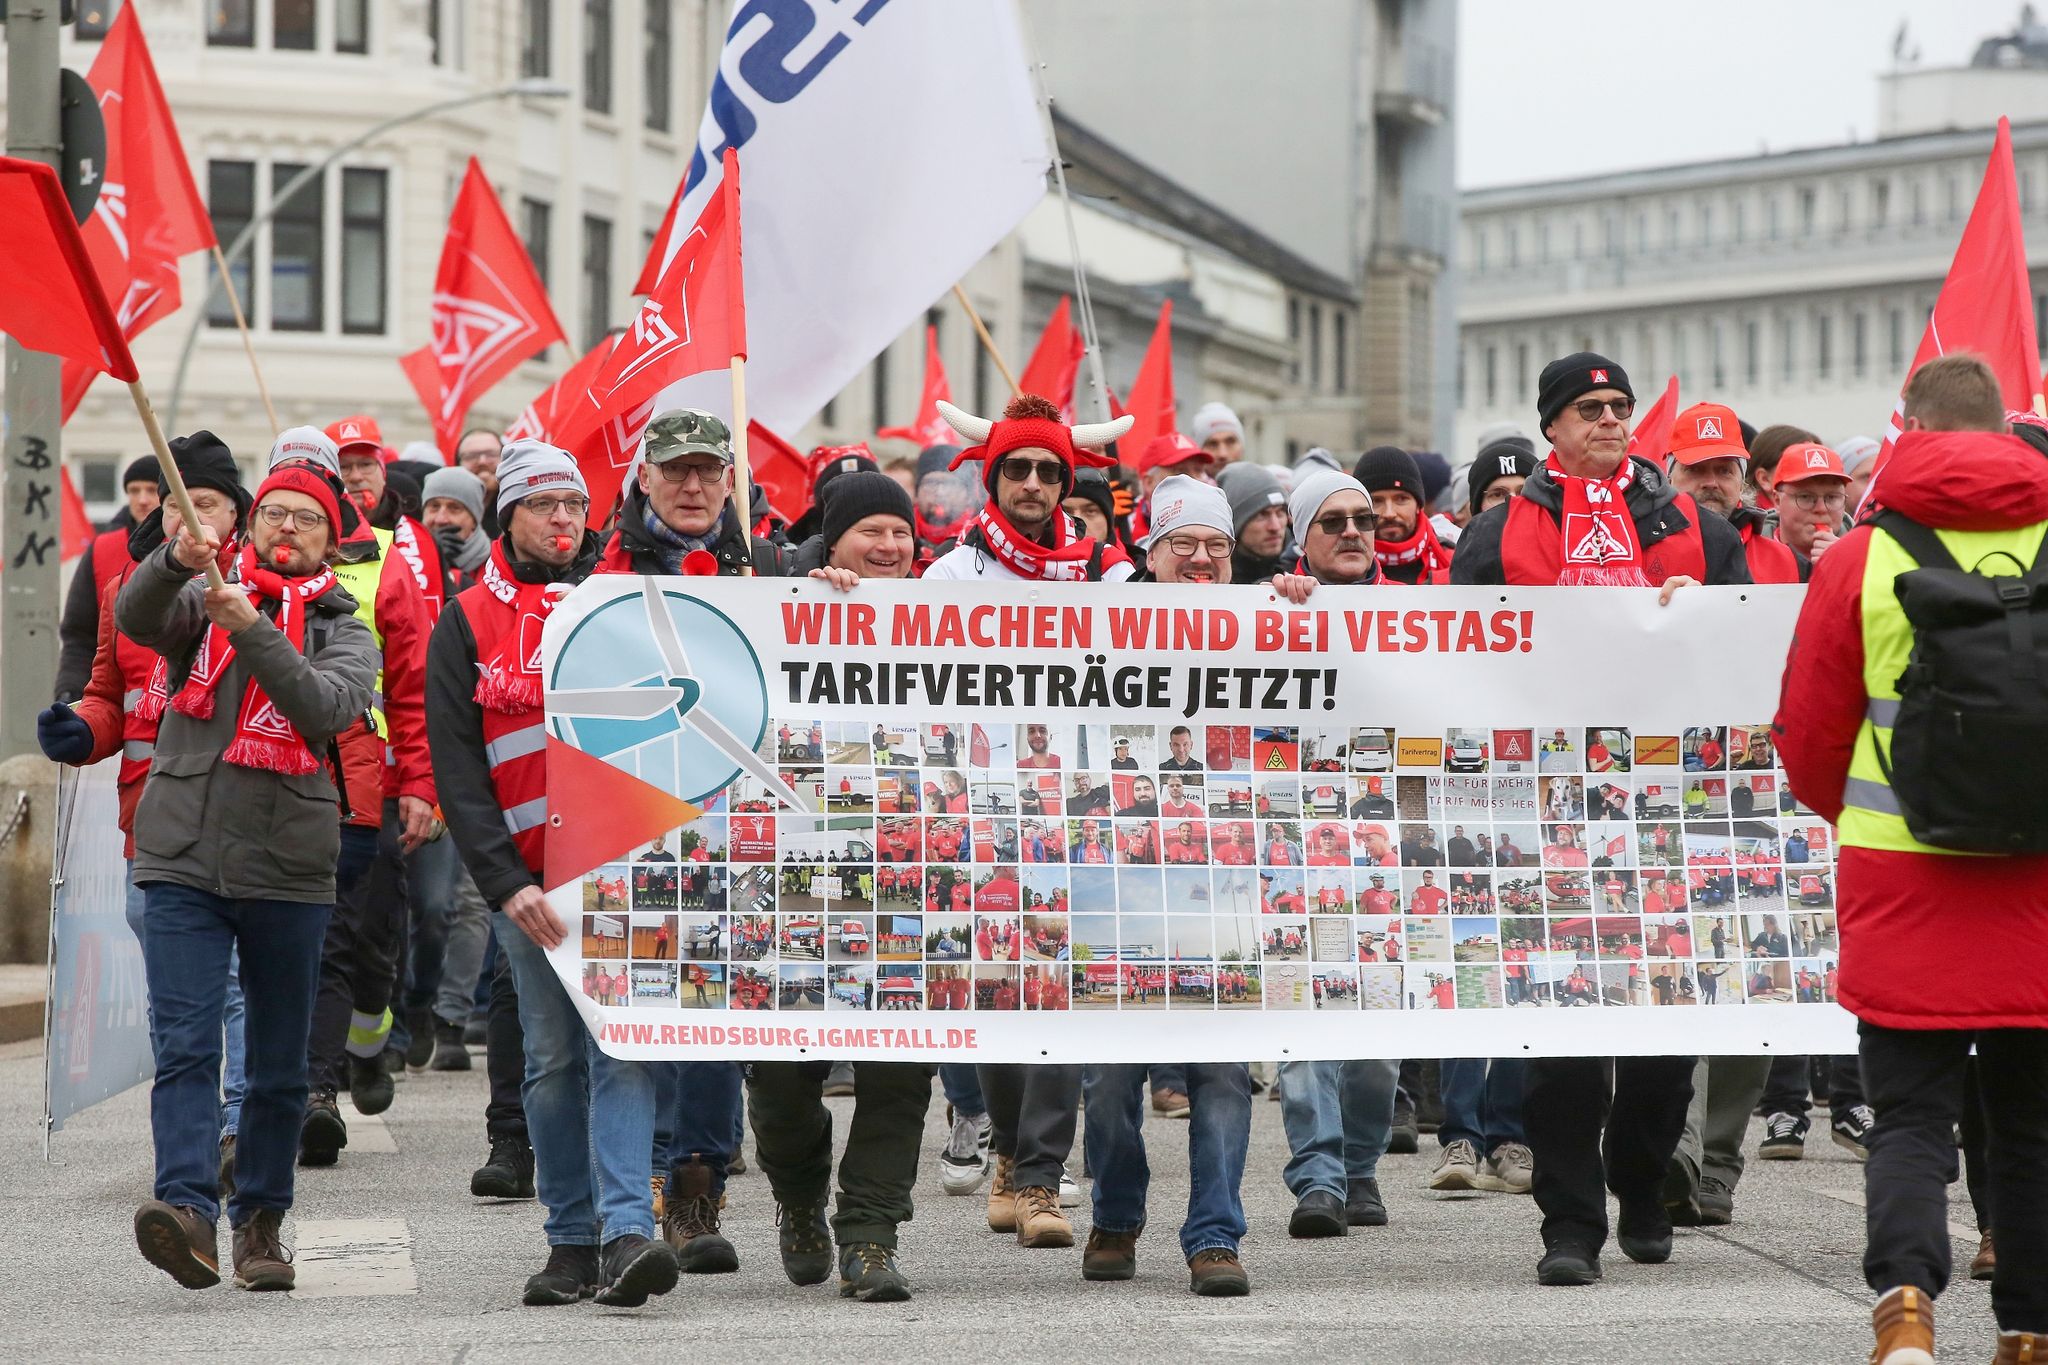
left=1537, top=351, right=1633, bottom=434
left=1352, top=445, right=1424, bottom=497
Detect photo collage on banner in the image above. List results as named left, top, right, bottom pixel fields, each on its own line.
left=574, top=717, right=1838, bottom=1016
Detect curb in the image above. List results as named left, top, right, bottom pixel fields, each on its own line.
left=0, top=993, right=45, bottom=1045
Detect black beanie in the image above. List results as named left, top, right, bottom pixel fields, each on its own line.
left=1065, top=470, right=1115, bottom=526
left=385, top=468, right=424, bottom=522
left=163, top=430, right=251, bottom=523
left=813, top=450, right=881, bottom=502
left=122, top=455, right=161, bottom=490
left=1537, top=352, right=1633, bottom=434
left=915, top=444, right=962, bottom=483
left=1353, top=445, right=1424, bottom=497
left=1467, top=435, right=1537, bottom=511
left=822, top=471, right=914, bottom=551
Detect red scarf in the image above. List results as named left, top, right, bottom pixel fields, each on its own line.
left=1546, top=453, right=1651, bottom=586
left=473, top=540, right=569, bottom=714
left=144, top=544, right=337, bottom=774
left=1374, top=517, right=1453, bottom=580
left=972, top=504, right=1129, bottom=581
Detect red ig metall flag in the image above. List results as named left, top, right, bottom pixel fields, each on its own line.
left=556, top=147, right=748, bottom=522
left=1626, top=376, right=1680, bottom=463
left=1119, top=297, right=1178, bottom=464
left=1017, top=294, right=1085, bottom=421
left=0, top=158, right=139, bottom=383
left=504, top=334, right=615, bottom=445
left=59, top=3, right=214, bottom=420
left=401, top=158, right=566, bottom=458
left=877, top=325, right=953, bottom=446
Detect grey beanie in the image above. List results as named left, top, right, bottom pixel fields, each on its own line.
left=1216, top=461, right=1288, bottom=536
left=1287, top=468, right=1367, bottom=537
left=422, top=465, right=487, bottom=526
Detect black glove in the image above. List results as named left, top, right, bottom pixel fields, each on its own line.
left=36, top=702, right=95, bottom=766
left=431, top=524, right=468, bottom=562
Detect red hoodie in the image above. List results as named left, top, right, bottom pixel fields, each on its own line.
left=1774, top=428, right=2048, bottom=1029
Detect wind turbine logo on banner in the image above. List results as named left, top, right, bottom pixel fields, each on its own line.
left=547, top=579, right=814, bottom=811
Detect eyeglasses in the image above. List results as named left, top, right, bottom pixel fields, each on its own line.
left=1572, top=397, right=1636, bottom=423
left=653, top=460, right=728, bottom=488
left=522, top=495, right=591, bottom=519
left=1159, top=533, right=1233, bottom=560
left=1784, top=489, right=1848, bottom=512
left=1312, top=511, right=1378, bottom=537
left=254, top=504, right=328, bottom=531
left=998, top=457, right=1065, bottom=485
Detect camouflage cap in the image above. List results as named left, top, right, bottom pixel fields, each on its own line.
left=641, top=408, right=735, bottom=464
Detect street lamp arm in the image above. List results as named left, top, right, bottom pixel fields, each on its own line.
left=165, top=80, right=570, bottom=431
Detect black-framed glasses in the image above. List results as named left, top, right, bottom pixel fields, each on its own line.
left=998, top=457, right=1065, bottom=485
left=1312, top=511, right=1377, bottom=537
left=653, top=460, right=727, bottom=488
left=1572, top=397, right=1635, bottom=422
left=254, top=504, right=328, bottom=531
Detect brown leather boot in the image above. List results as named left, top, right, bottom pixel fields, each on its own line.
left=1188, top=1247, right=1250, bottom=1297
left=1995, top=1332, right=2047, bottom=1365
left=1081, top=1227, right=1138, bottom=1281
left=1870, top=1285, right=1934, bottom=1365
left=661, top=1161, right=738, bottom=1273
left=1972, top=1231, right=1997, bottom=1282
left=985, top=1153, right=1017, bottom=1233
left=134, top=1200, right=220, bottom=1289
left=232, top=1208, right=295, bottom=1291
left=1014, top=1185, right=1073, bottom=1248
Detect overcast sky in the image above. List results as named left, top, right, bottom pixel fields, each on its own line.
left=1457, top=0, right=2033, bottom=188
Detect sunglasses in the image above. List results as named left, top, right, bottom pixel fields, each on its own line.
left=1571, top=397, right=1636, bottom=422
left=1312, top=511, right=1378, bottom=537
left=998, top=457, right=1065, bottom=485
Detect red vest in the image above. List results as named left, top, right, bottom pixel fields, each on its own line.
left=90, top=526, right=132, bottom=605
left=1498, top=494, right=1707, bottom=586
left=1738, top=523, right=1802, bottom=584
left=107, top=562, right=161, bottom=796
left=451, top=578, right=549, bottom=876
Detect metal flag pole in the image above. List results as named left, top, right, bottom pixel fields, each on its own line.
left=1017, top=20, right=1112, bottom=422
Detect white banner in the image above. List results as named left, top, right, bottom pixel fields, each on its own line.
left=659, top=0, right=1049, bottom=431
left=540, top=578, right=1857, bottom=1062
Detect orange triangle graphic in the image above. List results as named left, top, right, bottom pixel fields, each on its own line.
left=544, top=736, right=703, bottom=892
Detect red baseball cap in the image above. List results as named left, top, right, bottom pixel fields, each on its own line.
left=1775, top=442, right=1848, bottom=485
left=324, top=415, right=384, bottom=457
left=1667, top=402, right=1748, bottom=466
left=1139, top=432, right=1206, bottom=473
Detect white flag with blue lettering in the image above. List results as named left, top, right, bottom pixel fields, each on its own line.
left=659, top=0, right=1049, bottom=433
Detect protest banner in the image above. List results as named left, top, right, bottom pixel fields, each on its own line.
left=43, top=758, right=151, bottom=1143
left=538, top=578, right=1853, bottom=1063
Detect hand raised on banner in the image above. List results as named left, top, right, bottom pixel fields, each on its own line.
left=808, top=567, right=861, bottom=593
left=504, top=883, right=567, bottom=950
left=1269, top=573, right=1316, bottom=606
left=1657, top=575, right=1701, bottom=607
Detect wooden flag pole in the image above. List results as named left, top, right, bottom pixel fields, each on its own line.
left=728, top=356, right=755, bottom=577
left=126, top=378, right=228, bottom=590
left=209, top=242, right=281, bottom=436
left=951, top=283, right=1020, bottom=397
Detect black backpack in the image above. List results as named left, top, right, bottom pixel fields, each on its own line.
left=1871, top=510, right=2048, bottom=853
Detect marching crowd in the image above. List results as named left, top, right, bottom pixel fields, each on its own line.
left=34, top=348, right=2048, bottom=1363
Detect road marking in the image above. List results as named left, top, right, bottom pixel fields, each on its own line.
left=339, top=1098, right=397, bottom=1154
left=290, top=1218, right=418, bottom=1297
left=1815, top=1186, right=1979, bottom=1242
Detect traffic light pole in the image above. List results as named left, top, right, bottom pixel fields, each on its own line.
left=3, top=0, right=66, bottom=760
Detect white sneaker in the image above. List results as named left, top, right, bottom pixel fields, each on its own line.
left=1058, top=1165, right=1081, bottom=1208
left=938, top=1107, right=993, bottom=1196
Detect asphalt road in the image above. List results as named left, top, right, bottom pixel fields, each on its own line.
left=1, top=1039, right=2001, bottom=1363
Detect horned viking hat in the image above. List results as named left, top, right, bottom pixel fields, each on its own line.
left=936, top=396, right=1134, bottom=496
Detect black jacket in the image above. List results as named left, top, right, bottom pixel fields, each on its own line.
left=604, top=483, right=785, bottom=576
left=425, top=531, right=599, bottom=906
left=1231, top=544, right=1292, bottom=586
left=1450, top=455, right=1751, bottom=587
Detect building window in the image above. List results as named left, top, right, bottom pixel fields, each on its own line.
left=2024, top=168, right=2038, bottom=216
left=1711, top=318, right=1726, bottom=389
left=1910, top=179, right=1924, bottom=225
left=1483, top=344, right=1497, bottom=406
left=75, top=1, right=119, bottom=39
left=1815, top=314, right=1833, bottom=380
left=1633, top=210, right=1647, bottom=253
left=1779, top=315, right=1796, bottom=382
left=522, top=198, right=552, bottom=289
left=205, top=161, right=256, bottom=328
left=1888, top=306, right=1905, bottom=369
left=974, top=335, right=993, bottom=413
left=1743, top=319, right=1759, bottom=386
left=523, top=0, right=552, bottom=77
left=1851, top=310, right=1868, bottom=378
left=1672, top=322, right=1690, bottom=387
left=1571, top=220, right=1584, bottom=258
left=1514, top=342, right=1529, bottom=401
left=1695, top=201, right=1713, bottom=244
left=270, top=162, right=323, bottom=332
left=1664, top=205, right=1679, bottom=249
left=644, top=0, right=672, bottom=132
left=1505, top=225, right=1518, bottom=269
left=340, top=167, right=386, bottom=335
left=1766, top=196, right=1781, bottom=241
left=1733, top=200, right=1747, bottom=243
left=1872, top=178, right=1889, bottom=227
left=1472, top=228, right=1486, bottom=273
left=1835, top=186, right=1851, bottom=232
left=336, top=0, right=368, bottom=53
left=273, top=0, right=315, bottom=50
left=1333, top=311, right=1349, bottom=395
left=1944, top=173, right=1961, bottom=222
left=1288, top=298, right=1302, bottom=383
left=208, top=0, right=255, bottom=45
left=1307, top=303, right=1323, bottom=389
left=1456, top=346, right=1466, bottom=406
left=871, top=344, right=891, bottom=428
left=1797, top=185, right=1816, bottom=236
left=1536, top=219, right=1551, bottom=263
left=583, top=0, right=613, bottom=114
left=581, top=214, right=612, bottom=351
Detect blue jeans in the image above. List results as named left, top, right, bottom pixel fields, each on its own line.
left=496, top=910, right=657, bottom=1245
left=220, top=949, right=246, bottom=1136
left=1085, top=1063, right=1250, bottom=1257
left=139, top=882, right=328, bottom=1225
left=939, top=1062, right=985, bottom=1117
left=1149, top=1064, right=1187, bottom=1097
left=1278, top=1058, right=1397, bottom=1197
left=1438, top=1058, right=1527, bottom=1151
left=653, top=1060, right=745, bottom=1194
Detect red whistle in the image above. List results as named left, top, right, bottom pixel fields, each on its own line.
left=550, top=534, right=575, bottom=554
left=271, top=547, right=294, bottom=567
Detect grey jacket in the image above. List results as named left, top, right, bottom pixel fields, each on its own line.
left=116, top=543, right=380, bottom=904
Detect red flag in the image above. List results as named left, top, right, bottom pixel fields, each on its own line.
left=504, top=335, right=615, bottom=444
left=0, top=158, right=137, bottom=381
left=59, top=467, right=96, bottom=562
left=877, top=326, right=952, bottom=446
left=1017, top=295, right=1086, bottom=420
left=1864, top=117, right=2039, bottom=510
left=59, top=5, right=214, bottom=419
left=400, top=158, right=565, bottom=458
left=554, top=148, right=747, bottom=518
left=1626, top=376, right=1680, bottom=463
left=747, top=421, right=812, bottom=525
left=634, top=177, right=685, bottom=296
left=1119, top=299, right=1177, bottom=468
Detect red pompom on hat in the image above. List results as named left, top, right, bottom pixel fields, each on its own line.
left=936, top=394, right=1134, bottom=493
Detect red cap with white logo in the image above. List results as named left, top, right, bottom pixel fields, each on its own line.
left=1667, top=402, right=1749, bottom=466
left=1774, top=442, right=1847, bottom=485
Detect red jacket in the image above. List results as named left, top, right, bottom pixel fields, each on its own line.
left=76, top=566, right=158, bottom=857
left=1737, top=521, right=1804, bottom=584
left=1774, top=428, right=2048, bottom=1029
left=335, top=547, right=434, bottom=827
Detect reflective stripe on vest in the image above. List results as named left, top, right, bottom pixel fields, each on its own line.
left=123, top=739, right=155, bottom=762
left=502, top=797, right=548, bottom=834
left=486, top=720, right=548, bottom=768
left=1839, top=519, right=2048, bottom=855
left=329, top=528, right=394, bottom=740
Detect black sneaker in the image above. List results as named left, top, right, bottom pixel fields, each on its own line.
left=838, top=1242, right=911, bottom=1301
left=1344, top=1176, right=1387, bottom=1227
left=1537, top=1242, right=1602, bottom=1286
left=218, top=1134, right=237, bottom=1204
left=1387, top=1098, right=1420, bottom=1155
left=522, top=1243, right=600, bottom=1306
left=430, top=1019, right=473, bottom=1072
left=1831, top=1104, right=1875, bottom=1160
left=403, top=1006, right=436, bottom=1069
left=1286, top=1189, right=1347, bottom=1238
left=1616, top=1197, right=1673, bottom=1264
left=299, top=1092, right=347, bottom=1167
left=1758, top=1112, right=1808, bottom=1160
left=472, top=1136, right=537, bottom=1199
left=349, top=1052, right=395, bottom=1116
left=777, top=1196, right=834, bottom=1286
left=595, top=1234, right=680, bottom=1307
left=1697, top=1175, right=1734, bottom=1226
